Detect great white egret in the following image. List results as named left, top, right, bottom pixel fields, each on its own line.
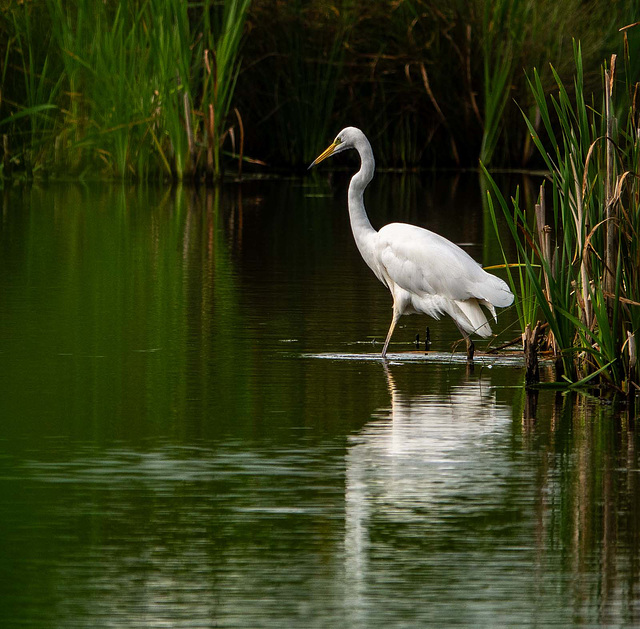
left=309, top=127, right=514, bottom=359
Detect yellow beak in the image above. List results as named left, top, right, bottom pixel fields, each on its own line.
left=308, top=141, right=339, bottom=169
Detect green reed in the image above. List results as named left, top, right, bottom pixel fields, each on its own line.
left=144, top=0, right=197, bottom=180
left=479, top=0, right=530, bottom=165
left=1, top=1, right=61, bottom=176
left=0, top=0, right=252, bottom=180
left=483, top=181, right=540, bottom=337
left=484, top=40, right=640, bottom=392
left=200, top=0, right=252, bottom=177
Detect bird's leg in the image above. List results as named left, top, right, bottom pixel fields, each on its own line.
left=381, top=311, right=401, bottom=358
left=455, top=324, right=475, bottom=361
left=466, top=337, right=475, bottom=361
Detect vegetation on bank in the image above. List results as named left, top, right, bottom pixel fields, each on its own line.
left=0, top=0, right=638, bottom=180
left=1, top=0, right=251, bottom=181
left=485, top=39, right=640, bottom=395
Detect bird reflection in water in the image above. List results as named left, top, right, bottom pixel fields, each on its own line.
left=344, top=364, right=513, bottom=621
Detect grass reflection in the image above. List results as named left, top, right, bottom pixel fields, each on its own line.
left=0, top=184, right=252, bottom=443
left=521, top=392, right=640, bottom=626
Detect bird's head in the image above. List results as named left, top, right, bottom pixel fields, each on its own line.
left=308, top=127, right=364, bottom=169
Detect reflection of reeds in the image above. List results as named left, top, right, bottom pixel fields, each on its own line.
left=528, top=393, right=639, bottom=622
left=485, top=40, right=640, bottom=393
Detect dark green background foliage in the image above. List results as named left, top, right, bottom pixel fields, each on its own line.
left=1, top=0, right=638, bottom=179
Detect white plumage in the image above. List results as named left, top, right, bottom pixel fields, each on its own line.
left=309, top=127, right=514, bottom=359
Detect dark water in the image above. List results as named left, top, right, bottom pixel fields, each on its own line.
left=0, top=177, right=639, bottom=628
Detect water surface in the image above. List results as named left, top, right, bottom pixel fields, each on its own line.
left=0, top=177, right=638, bottom=628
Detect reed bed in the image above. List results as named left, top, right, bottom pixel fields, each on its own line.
left=1, top=0, right=637, bottom=179
left=239, top=0, right=637, bottom=168
left=484, top=39, right=640, bottom=394
left=1, top=0, right=251, bottom=180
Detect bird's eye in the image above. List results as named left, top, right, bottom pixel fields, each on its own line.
left=334, top=137, right=342, bottom=145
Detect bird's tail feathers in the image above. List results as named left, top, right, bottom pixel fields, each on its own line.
left=453, top=299, right=493, bottom=338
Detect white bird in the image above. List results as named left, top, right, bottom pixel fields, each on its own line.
left=309, top=127, right=514, bottom=359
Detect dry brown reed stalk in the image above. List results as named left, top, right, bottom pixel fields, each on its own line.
left=184, top=91, right=196, bottom=176
left=534, top=185, right=560, bottom=361
left=418, top=62, right=459, bottom=165
left=234, top=107, right=244, bottom=177
left=604, top=55, right=617, bottom=298
left=206, top=103, right=215, bottom=181
left=523, top=321, right=544, bottom=385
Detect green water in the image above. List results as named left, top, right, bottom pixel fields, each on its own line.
left=0, top=177, right=639, bottom=628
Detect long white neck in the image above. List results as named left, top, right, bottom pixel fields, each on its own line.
left=348, top=136, right=377, bottom=254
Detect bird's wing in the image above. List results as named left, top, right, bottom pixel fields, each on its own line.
left=376, top=223, right=512, bottom=306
